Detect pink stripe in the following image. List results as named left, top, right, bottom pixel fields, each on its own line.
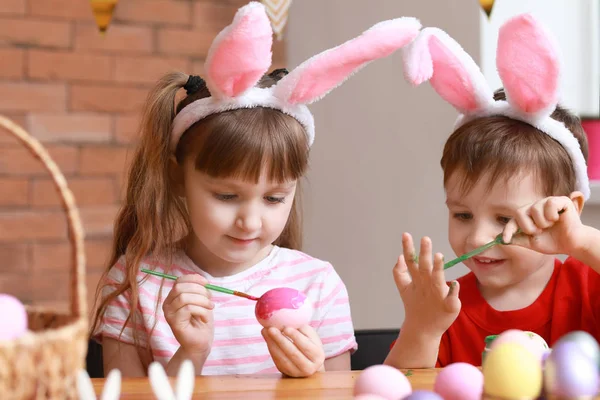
left=103, top=317, right=145, bottom=331
left=254, top=266, right=330, bottom=287
left=321, top=333, right=354, bottom=345
left=213, top=336, right=265, bottom=347
left=333, top=297, right=349, bottom=306
left=214, top=318, right=258, bottom=327
left=153, top=348, right=176, bottom=358
left=310, top=315, right=353, bottom=328
left=204, top=354, right=271, bottom=367
left=256, top=366, right=279, bottom=374
left=313, top=281, right=344, bottom=308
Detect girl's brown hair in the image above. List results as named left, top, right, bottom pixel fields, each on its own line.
left=441, top=89, right=588, bottom=196
left=90, top=69, right=310, bottom=351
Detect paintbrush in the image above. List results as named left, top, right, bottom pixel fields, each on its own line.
left=141, top=268, right=260, bottom=301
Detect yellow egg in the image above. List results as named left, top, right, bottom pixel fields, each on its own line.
left=482, top=342, right=542, bottom=398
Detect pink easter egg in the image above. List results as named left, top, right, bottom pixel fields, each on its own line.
left=354, top=365, right=412, bottom=400
left=255, top=288, right=312, bottom=329
left=491, top=329, right=547, bottom=360
left=0, top=294, right=28, bottom=340
left=434, top=362, right=483, bottom=400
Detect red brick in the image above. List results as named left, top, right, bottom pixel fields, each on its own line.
left=114, top=0, right=191, bottom=25
left=114, top=55, right=191, bottom=84
left=0, top=17, right=71, bottom=48
left=0, top=178, right=29, bottom=206
left=0, top=83, right=66, bottom=112
left=0, top=275, right=31, bottom=302
left=193, top=2, right=239, bottom=31
left=114, top=114, right=141, bottom=144
left=27, top=113, right=112, bottom=143
left=0, top=210, right=67, bottom=241
left=29, top=0, right=94, bottom=20
left=75, top=23, right=152, bottom=54
left=0, top=48, right=24, bottom=79
left=79, top=146, right=131, bottom=174
left=32, top=238, right=112, bottom=273
left=80, top=205, right=120, bottom=236
left=28, top=50, right=112, bottom=82
left=1, top=0, right=25, bottom=15
left=29, top=272, right=70, bottom=305
left=0, top=244, right=30, bottom=273
left=0, top=114, right=27, bottom=145
left=70, top=84, right=148, bottom=113
left=32, top=177, right=117, bottom=207
left=157, top=28, right=213, bottom=56
left=0, top=145, right=78, bottom=176
left=190, top=60, right=206, bottom=77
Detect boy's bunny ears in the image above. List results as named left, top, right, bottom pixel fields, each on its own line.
left=402, top=13, right=590, bottom=200
left=171, top=1, right=421, bottom=151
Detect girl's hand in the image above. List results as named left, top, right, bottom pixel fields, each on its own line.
left=163, top=274, right=215, bottom=357
left=393, top=233, right=461, bottom=337
left=502, top=196, right=585, bottom=255
left=262, top=325, right=325, bottom=377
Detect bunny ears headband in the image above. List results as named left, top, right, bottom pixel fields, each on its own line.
left=170, top=1, right=421, bottom=152
left=402, top=14, right=590, bottom=200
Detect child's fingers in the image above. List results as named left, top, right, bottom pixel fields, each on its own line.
left=445, top=281, right=461, bottom=313
left=402, top=233, right=420, bottom=284
left=431, top=252, right=448, bottom=298
left=502, top=219, right=519, bottom=244
left=544, top=196, right=569, bottom=222
left=262, top=329, right=301, bottom=377
left=168, top=293, right=214, bottom=312
left=269, top=328, right=315, bottom=375
left=418, top=237, right=434, bottom=281
left=530, top=201, right=552, bottom=229
left=514, top=208, right=541, bottom=236
left=393, top=255, right=412, bottom=291
left=282, top=327, right=324, bottom=366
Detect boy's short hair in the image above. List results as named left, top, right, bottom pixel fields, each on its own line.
left=441, top=89, right=589, bottom=196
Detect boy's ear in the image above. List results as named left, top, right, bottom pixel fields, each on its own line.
left=569, top=191, right=585, bottom=214
left=169, top=156, right=186, bottom=198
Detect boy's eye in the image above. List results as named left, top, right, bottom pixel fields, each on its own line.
left=453, top=212, right=472, bottom=221
left=265, top=196, right=285, bottom=204
left=497, top=216, right=512, bottom=225
left=214, top=193, right=237, bottom=201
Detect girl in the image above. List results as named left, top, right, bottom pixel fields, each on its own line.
left=91, top=2, right=421, bottom=377
left=385, top=14, right=600, bottom=368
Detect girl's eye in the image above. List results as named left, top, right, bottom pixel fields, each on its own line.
left=453, top=213, right=472, bottom=221
left=497, top=216, right=512, bottom=225
left=265, top=196, right=285, bottom=204
left=214, top=194, right=237, bottom=201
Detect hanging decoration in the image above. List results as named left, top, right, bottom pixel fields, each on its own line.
left=479, top=0, right=495, bottom=19
left=261, top=0, right=293, bottom=41
left=90, top=0, right=119, bottom=35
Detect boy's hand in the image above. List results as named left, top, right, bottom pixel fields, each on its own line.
left=393, top=233, right=461, bottom=337
left=262, top=325, right=325, bottom=378
left=502, top=196, right=585, bottom=255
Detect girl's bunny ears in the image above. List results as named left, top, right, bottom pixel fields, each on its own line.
left=402, top=13, right=590, bottom=200
left=170, top=1, right=421, bottom=151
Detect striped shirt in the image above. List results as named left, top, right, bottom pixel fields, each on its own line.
left=95, top=246, right=357, bottom=375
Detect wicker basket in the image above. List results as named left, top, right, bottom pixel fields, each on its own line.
left=0, top=116, right=87, bottom=399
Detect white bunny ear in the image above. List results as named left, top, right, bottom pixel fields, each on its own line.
left=100, top=369, right=122, bottom=400
left=149, top=362, right=177, bottom=400
left=402, top=27, right=494, bottom=114
left=496, top=13, right=561, bottom=120
left=273, top=17, right=421, bottom=105
left=77, top=370, right=97, bottom=400
left=175, top=360, right=195, bottom=400
left=204, top=1, right=273, bottom=99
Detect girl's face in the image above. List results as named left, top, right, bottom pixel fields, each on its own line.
left=178, top=157, right=297, bottom=276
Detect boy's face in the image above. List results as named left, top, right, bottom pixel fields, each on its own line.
left=445, top=170, right=555, bottom=293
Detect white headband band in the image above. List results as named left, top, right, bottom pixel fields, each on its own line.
left=170, top=2, right=422, bottom=153
left=402, top=14, right=590, bottom=200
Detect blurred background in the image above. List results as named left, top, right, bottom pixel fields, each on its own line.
left=0, top=0, right=598, bottom=331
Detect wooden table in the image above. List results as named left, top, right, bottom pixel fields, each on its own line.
left=92, top=369, right=437, bottom=399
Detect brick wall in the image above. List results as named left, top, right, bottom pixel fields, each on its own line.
left=0, top=0, right=286, bottom=316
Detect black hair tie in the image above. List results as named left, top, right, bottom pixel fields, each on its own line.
left=184, top=75, right=205, bottom=95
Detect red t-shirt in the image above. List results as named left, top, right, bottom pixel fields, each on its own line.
left=436, top=257, right=600, bottom=366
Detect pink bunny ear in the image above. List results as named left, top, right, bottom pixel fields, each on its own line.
left=273, top=17, right=422, bottom=105
left=496, top=14, right=560, bottom=118
left=402, top=28, right=494, bottom=114
left=204, top=2, right=273, bottom=99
